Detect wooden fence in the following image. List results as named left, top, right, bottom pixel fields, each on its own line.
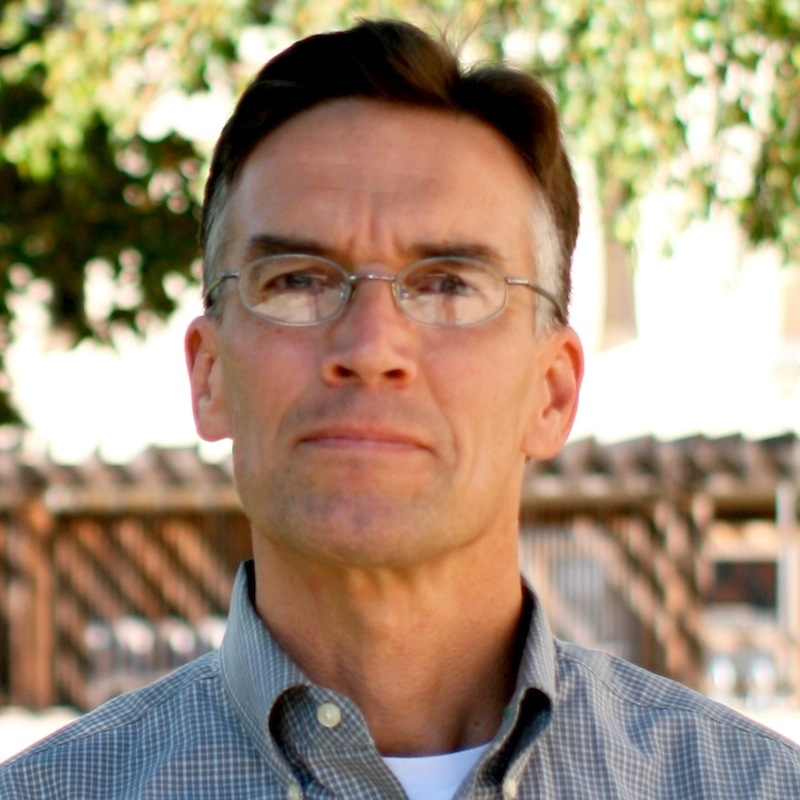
left=1, top=435, right=799, bottom=710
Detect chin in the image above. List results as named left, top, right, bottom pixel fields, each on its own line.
left=257, top=498, right=461, bottom=570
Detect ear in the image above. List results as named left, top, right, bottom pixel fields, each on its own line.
left=522, top=327, right=583, bottom=461
left=185, top=315, right=232, bottom=442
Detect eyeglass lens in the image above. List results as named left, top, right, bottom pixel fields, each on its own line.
left=239, top=255, right=509, bottom=327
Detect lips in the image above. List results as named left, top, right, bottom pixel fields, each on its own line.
left=297, top=424, right=429, bottom=451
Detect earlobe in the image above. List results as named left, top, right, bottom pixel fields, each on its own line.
left=185, top=316, right=231, bottom=442
left=523, top=327, right=584, bottom=461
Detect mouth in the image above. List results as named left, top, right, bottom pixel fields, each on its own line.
left=298, top=425, right=428, bottom=452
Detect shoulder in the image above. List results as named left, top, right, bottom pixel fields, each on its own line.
left=15, top=651, right=221, bottom=751
left=551, top=640, right=800, bottom=791
left=0, top=652, right=258, bottom=798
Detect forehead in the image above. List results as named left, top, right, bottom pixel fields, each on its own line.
left=226, top=99, right=538, bottom=265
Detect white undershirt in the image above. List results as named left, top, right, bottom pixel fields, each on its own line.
left=383, top=743, right=490, bottom=800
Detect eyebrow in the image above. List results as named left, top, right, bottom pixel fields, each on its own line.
left=411, top=241, right=506, bottom=265
left=243, top=233, right=329, bottom=262
left=244, top=233, right=506, bottom=267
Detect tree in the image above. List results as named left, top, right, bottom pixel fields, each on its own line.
left=0, top=0, right=268, bottom=422
left=1, top=0, right=798, bottom=423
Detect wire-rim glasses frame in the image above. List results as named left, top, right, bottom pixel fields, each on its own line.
left=203, top=253, right=567, bottom=329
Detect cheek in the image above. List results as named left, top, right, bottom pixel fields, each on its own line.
left=443, top=348, right=539, bottom=463
left=222, top=330, right=318, bottom=440
left=221, top=341, right=277, bottom=434
left=224, top=361, right=288, bottom=490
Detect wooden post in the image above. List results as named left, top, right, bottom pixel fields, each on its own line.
left=776, top=481, right=800, bottom=704
left=10, top=498, right=56, bottom=709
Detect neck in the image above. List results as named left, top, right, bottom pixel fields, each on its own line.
left=252, top=537, right=526, bottom=755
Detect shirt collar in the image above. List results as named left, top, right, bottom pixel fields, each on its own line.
left=516, top=575, right=557, bottom=701
left=220, top=561, right=312, bottom=761
left=220, top=561, right=556, bottom=762
left=502, top=577, right=556, bottom=753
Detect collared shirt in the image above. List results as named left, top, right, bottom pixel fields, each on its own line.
left=1, top=560, right=799, bottom=799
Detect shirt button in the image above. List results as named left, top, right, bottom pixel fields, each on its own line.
left=316, top=701, right=342, bottom=729
left=502, top=777, right=518, bottom=799
left=287, top=781, right=302, bottom=800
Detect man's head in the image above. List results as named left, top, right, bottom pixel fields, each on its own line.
left=186, top=19, right=583, bottom=572
left=201, top=18, right=579, bottom=328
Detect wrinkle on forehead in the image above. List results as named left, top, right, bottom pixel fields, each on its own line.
left=226, top=98, right=540, bottom=274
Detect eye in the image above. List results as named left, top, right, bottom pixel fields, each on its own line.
left=266, top=269, right=331, bottom=293
left=403, top=260, right=490, bottom=298
left=250, top=257, right=341, bottom=298
left=428, top=272, right=471, bottom=295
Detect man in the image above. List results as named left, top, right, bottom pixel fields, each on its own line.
left=1, top=18, right=798, bottom=799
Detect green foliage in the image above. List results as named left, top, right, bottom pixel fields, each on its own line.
left=0, top=0, right=798, bottom=425
left=0, top=0, right=262, bottom=424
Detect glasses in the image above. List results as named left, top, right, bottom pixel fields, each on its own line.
left=204, top=253, right=566, bottom=329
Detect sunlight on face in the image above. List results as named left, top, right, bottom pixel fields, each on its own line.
left=186, top=99, right=582, bottom=569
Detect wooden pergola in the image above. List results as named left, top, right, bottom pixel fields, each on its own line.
left=1, top=433, right=798, bottom=709
left=524, top=433, right=800, bottom=699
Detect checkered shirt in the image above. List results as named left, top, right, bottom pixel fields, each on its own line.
left=2, top=560, right=799, bottom=798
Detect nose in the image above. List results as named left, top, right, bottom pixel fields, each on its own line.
left=320, top=277, right=420, bottom=387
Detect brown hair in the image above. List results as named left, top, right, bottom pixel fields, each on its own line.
left=201, top=18, right=579, bottom=321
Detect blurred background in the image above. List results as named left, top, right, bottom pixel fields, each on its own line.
left=2, top=0, right=800, bottom=756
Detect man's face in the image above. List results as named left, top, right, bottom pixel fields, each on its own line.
left=187, top=99, right=582, bottom=570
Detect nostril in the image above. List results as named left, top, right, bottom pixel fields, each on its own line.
left=325, top=361, right=410, bottom=385
left=333, top=365, right=356, bottom=379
